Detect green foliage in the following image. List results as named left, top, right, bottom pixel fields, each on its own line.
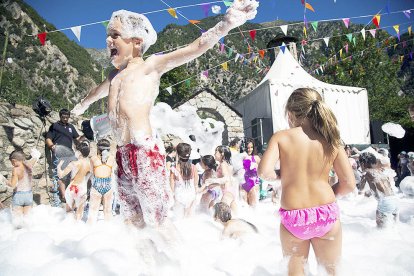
left=318, top=26, right=414, bottom=128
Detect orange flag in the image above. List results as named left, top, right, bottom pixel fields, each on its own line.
left=305, top=3, right=315, bottom=12
left=188, top=20, right=201, bottom=24
left=168, top=8, right=178, bottom=19
left=37, top=32, right=47, bottom=45
left=258, top=50, right=265, bottom=59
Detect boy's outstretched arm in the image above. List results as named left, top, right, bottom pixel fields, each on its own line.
left=149, top=0, right=259, bottom=75
left=71, top=70, right=117, bottom=116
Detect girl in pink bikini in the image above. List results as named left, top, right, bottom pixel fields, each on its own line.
left=258, top=88, right=355, bottom=275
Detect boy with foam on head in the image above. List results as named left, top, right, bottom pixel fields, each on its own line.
left=71, top=1, right=259, bottom=228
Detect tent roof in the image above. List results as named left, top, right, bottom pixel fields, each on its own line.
left=259, top=49, right=365, bottom=93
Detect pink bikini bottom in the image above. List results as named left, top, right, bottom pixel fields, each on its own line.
left=279, top=201, right=339, bottom=240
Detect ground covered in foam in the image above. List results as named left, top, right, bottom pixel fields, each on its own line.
left=1, top=193, right=414, bottom=276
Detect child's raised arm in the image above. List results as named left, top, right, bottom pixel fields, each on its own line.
left=25, top=148, right=41, bottom=169
left=148, top=0, right=258, bottom=75
left=57, top=160, right=76, bottom=179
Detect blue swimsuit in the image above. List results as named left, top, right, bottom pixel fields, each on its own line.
left=92, top=163, right=112, bottom=196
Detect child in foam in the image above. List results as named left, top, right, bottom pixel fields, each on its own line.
left=199, top=155, right=221, bottom=212
left=170, top=143, right=200, bottom=217
left=71, top=1, right=258, bottom=228
left=87, top=139, right=116, bottom=224
left=258, top=88, right=355, bottom=275
left=241, top=138, right=261, bottom=207
left=8, top=149, right=41, bottom=226
left=58, top=141, right=91, bottom=221
left=359, top=152, right=399, bottom=227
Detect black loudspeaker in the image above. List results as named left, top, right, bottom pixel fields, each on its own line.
left=370, top=120, right=386, bottom=144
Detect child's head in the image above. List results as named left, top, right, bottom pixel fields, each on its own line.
left=176, top=143, right=191, bottom=161
left=229, top=137, right=241, bottom=150
left=215, top=145, right=231, bottom=164
left=77, top=140, right=90, bottom=158
left=285, top=88, right=341, bottom=152
left=97, top=138, right=110, bottom=154
left=201, top=155, right=217, bottom=171
left=176, top=143, right=192, bottom=182
left=213, top=202, right=232, bottom=223
left=107, top=10, right=157, bottom=55
left=9, top=150, right=25, bottom=167
left=359, top=152, right=377, bottom=169
left=164, top=141, right=175, bottom=155
left=246, top=138, right=257, bottom=156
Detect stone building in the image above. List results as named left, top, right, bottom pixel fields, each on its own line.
left=173, top=88, right=244, bottom=145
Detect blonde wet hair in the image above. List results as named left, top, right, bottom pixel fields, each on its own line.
left=285, top=88, right=341, bottom=153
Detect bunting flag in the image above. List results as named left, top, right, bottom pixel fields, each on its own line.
left=102, top=21, right=109, bottom=29
left=301, top=39, right=307, bottom=46
left=280, top=42, right=286, bottom=53
left=220, top=43, right=225, bottom=53
left=280, top=25, right=288, bottom=35
left=410, top=52, right=413, bottom=60
left=219, top=37, right=225, bottom=44
left=167, top=8, right=178, bottom=19
left=305, top=3, right=315, bottom=12
left=403, top=10, right=411, bottom=19
left=323, top=37, right=330, bottom=47
left=37, top=32, right=47, bottom=45
left=373, top=14, right=381, bottom=28
left=394, top=44, right=398, bottom=50
left=369, top=29, right=376, bottom=38
left=303, top=14, right=309, bottom=28
left=339, top=49, right=343, bottom=58
left=70, top=26, right=82, bottom=42
left=221, top=62, right=228, bottom=71
left=227, top=47, right=233, bottom=58
left=346, top=33, right=353, bottom=42
left=409, top=26, right=412, bottom=36
left=258, top=49, right=265, bottom=59
left=101, top=69, right=105, bottom=82
left=201, top=4, right=210, bottom=17
left=311, top=21, right=318, bottom=32
left=202, top=70, right=209, bottom=78
left=400, top=56, right=404, bottom=63
left=352, top=37, right=356, bottom=46
left=249, top=30, right=256, bottom=41
left=393, top=25, right=400, bottom=41
left=303, top=26, right=307, bottom=37
left=188, top=20, right=201, bottom=24
left=235, top=53, right=240, bottom=62
left=166, top=86, right=172, bottom=95
left=223, top=1, right=233, bottom=7
left=345, top=43, right=349, bottom=54
left=185, top=79, right=191, bottom=87
left=361, top=28, right=366, bottom=40
left=342, top=18, right=350, bottom=28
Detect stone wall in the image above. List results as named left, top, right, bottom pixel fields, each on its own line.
left=178, top=90, right=244, bottom=145
left=0, top=102, right=84, bottom=207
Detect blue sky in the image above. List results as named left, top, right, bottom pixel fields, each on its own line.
left=24, top=0, right=414, bottom=49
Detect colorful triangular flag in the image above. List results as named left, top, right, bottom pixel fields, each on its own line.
left=202, top=70, right=209, bottom=78
left=311, top=21, right=318, bottom=32
left=188, top=20, right=201, bottom=24
left=339, top=49, right=343, bottom=58
left=346, top=33, right=353, bottom=42
left=393, top=25, right=400, bottom=41
left=369, top=29, right=376, bottom=38
left=280, top=25, right=288, bottom=36
left=223, top=1, right=233, bottom=7
left=303, top=26, right=307, bottom=37
left=102, top=21, right=109, bottom=28
left=185, top=79, right=191, bottom=87
left=201, top=4, right=210, bottom=17
left=373, top=15, right=381, bottom=28
left=280, top=42, right=286, bottom=53
left=258, top=49, right=265, bottom=59
left=361, top=28, right=366, bottom=40
left=403, top=10, right=411, bottom=19
left=249, top=30, right=256, bottom=41
left=222, top=62, right=228, bottom=71
left=71, top=26, right=82, bottom=42
left=168, top=8, right=178, bottom=19
left=227, top=48, right=233, bottom=58
left=166, top=86, right=172, bottom=95
left=345, top=43, right=348, bottom=54
left=408, top=26, right=412, bottom=36
left=235, top=53, right=240, bottom=62
left=305, top=3, right=315, bottom=12
left=342, top=18, right=350, bottom=28
left=37, top=32, right=47, bottom=45
left=352, top=37, right=356, bottom=46
left=323, top=37, right=330, bottom=47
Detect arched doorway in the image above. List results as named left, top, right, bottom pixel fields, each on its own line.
left=197, top=107, right=228, bottom=145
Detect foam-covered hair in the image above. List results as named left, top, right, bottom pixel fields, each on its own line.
left=108, top=10, right=157, bottom=54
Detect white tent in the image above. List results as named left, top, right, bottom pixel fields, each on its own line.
left=234, top=49, right=371, bottom=145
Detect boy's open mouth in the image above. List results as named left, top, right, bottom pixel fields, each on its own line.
left=110, top=48, right=118, bottom=57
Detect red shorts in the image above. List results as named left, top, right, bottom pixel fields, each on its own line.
left=116, top=138, right=171, bottom=227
